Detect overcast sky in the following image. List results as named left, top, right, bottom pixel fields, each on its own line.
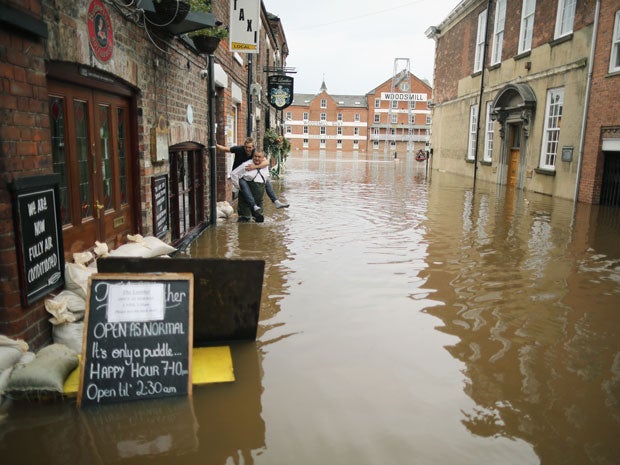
left=263, top=0, right=460, bottom=96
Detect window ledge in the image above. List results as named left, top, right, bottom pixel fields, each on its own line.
left=513, top=50, right=531, bottom=61
left=535, top=167, right=556, bottom=176
left=480, top=160, right=492, bottom=166
left=550, top=34, right=573, bottom=47
left=488, top=63, right=501, bottom=71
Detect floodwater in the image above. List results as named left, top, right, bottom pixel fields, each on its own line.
left=2, top=151, right=620, bottom=465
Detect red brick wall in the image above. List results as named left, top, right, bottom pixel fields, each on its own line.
left=0, top=0, right=52, bottom=349
left=578, top=2, right=620, bottom=204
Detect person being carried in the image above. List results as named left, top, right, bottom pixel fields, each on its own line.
left=230, top=151, right=270, bottom=223
left=216, top=137, right=289, bottom=210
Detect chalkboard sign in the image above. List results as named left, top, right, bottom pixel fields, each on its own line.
left=151, top=175, right=169, bottom=238
left=10, top=174, right=65, bottom=305
left=78, top=273, right=194, bottom=407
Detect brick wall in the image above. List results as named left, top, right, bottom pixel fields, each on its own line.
left=0, top=0, right=52, bottom=349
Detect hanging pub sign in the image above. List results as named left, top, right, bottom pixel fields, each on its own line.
left=87, top=0, right=114, bottom=63
left=229, top=0, right=260, bottom=53
left=10, top=175, right=65, bottom=306
left=268, top=75, right=294, bottom=110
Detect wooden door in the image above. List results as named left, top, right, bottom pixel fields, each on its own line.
left=507, top=125, right=521, bottom=188
left=48, top=82, right=134, bottom=258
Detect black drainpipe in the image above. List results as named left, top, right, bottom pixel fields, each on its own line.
left=473, top=0, right=493, bottom=190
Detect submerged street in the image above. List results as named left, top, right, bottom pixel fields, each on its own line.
left=2, top=151, right=620, bottom=465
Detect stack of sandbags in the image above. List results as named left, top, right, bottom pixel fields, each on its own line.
left=217, top=201, right=234, bottom=220
left=107, top=234, right=176, bottom=258
left=0, top=336, right=33, bottom=405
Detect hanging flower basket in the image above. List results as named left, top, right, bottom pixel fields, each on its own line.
left=192, top=35, right=221, bottom=54
left=153, top=0, right=191, bottom=24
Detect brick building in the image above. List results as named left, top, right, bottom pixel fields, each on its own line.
left=0, top=0, right=288, bottom=348
left=285, top=81, right=368, bottom=152
left=426, top=0, right=620, bottom=205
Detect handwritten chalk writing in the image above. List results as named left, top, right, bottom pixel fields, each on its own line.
left=89, top=362, right=125, bottom=379
left=87, top=383, right=117, bottom=402
left=93, top=322, right=128, bottom=339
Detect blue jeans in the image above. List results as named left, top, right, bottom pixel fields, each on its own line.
left=239, top=178, right=277, bottom=208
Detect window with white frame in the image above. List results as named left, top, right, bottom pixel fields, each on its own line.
left=467, top=104, right=478, bottom=161
left=375, top=99, right=380, bottom=108
left=286, top=125, right=291, bottom=134
left=286, top=112, right=292, bottom=120
left=303, top=139, right=308, bottom=148
left=320, top=113, right=326, bottom=121
left=320, top=99, right=327, bottom=108
left=410, top=100, right=416, bottom=109
left=483, top=102, right=494, bottom=163
left=373, top=128, right=379, bottom=135
left=337, top=140, right=342, bottom=148
left=391, top=114, right=398, bottom=124
left=320, top=126, right=326, bottom=135
left=320, top=139, right=326, bottom=148
left=391, top=100, right=398, bottom=109
left=354, top=127, right=359, bottom=136
left=519, top=0, right=536, bottom=54
left=303, top=126, right=308, bottom=134
left=610, top=10, right=620, bottom=73
left=409, top=114, right=415, bottom=124
left=337, top=127, right=342, bottom=135
left=474, top=9, right=487, bottom=72
left=354, top=113, right=360, bottom=122
left=337, top=113, right=343, bottom=121
left=303, top=112, right=308, bottom=120
left=374, top=114, right=380, bottom=123
left=540, top=87, right=564, bottom=170
left=491, top=0, right=506, bottom=65
left=555, top=0, right=576, bottom=39
left=373, top=140, right=379, bottom=149
left=353, top=140, right=359, bottom=149
left=426, top=115, right=431, bottom=124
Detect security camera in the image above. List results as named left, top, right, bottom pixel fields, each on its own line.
left=200, top=69, right=208, bottom=79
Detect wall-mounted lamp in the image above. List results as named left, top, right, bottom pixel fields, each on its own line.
left=525, top=61, right=532, bottom=71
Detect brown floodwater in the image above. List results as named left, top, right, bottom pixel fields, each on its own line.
left=1, top=151, right=619, bottom=465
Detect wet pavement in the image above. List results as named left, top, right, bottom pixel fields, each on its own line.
left=1, top=151, right=619, bottom=465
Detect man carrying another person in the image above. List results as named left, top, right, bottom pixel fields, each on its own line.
left=216, top=137, right=289, bottom=211
left=230, top=150, right=270, bottom=222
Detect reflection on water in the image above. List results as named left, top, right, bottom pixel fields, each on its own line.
left=1, top=151, right=619, bottom=465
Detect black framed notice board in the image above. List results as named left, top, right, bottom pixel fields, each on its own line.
left=78, top=273, right=194, bottom=407
left=10, top=174, right=65, bottom=305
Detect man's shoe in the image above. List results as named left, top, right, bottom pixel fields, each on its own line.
left=252, top=209, right=264, bottom=223
left=274, top=200, right=289, bottom=209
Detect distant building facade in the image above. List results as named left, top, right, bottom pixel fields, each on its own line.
left=426, top=0, right=620, bottom=205
left=285, top=72, right=432, bottom=154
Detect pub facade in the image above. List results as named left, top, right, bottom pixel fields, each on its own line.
left=0, top=0, right=289, bottom=349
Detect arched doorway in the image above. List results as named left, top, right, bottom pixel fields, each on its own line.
left=491, top=84, right=537, bottom=189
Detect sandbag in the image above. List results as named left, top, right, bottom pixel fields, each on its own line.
left=52, top=322, right=84, bottom=354
left=5, top=344, right=78, bottom=399
left=65, top=263, right=97, bottom=299
left=109, top=234, right=176, bottom=258
left=0, top=336, right=28, bottom=373
left=45, top=290, right=86, bottom=324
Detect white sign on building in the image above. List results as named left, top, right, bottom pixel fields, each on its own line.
left=229, top=0, right=260, bottom=53
left=380, top=92, right=428, bottom=101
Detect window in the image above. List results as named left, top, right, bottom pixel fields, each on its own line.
left=354, top=113, right=360, bottom=122
left=320, top=139, right=326, bottom=148
left=354, top=127, right=359, bottom=136
left=426, top=115, right=431, bottom=125
left=410, top=100, right=416, bottom=109
left=373, top=140, right=379, bottom=149
left=374, top=114, right=380, bottom=123
left=610, top=10, right=620, bottom=73
left=483, top=102, right=494, bottom=163
left=337, top=113, right=343, bottom=121
left=540, top=88, right=564, bottom=170
left=555, top=0, right=576, bottom=39
left=519, top=0, right=536, bottom=53
left=467, top=104, right=478, bottom=161
left=375, top=98, right=380, bottom=108
left=303, top=112, right=308, bottom=120
left=320, top=113, right=326, bottom=121
left=409, top=114, right=415, bottom=124
left=320, top=98, right=327, bottom=108
left=373, top=128, right=379, bottom=135
left=286, top=125, right=291, bottom=134
left=491, top=0, right=506, bottom=65
left=303, top=139, right=308, bottom=148
left=286, top=112, right=292, bottom=120
left=320, top=126, right=326, bottom=135
left=474, top=9, right=487, bottom=72
left=353, top=140, right=359, bottom=149
left=337, top=140, right=342, bottom=149
left=391, top=114, right=398, bottom=124
left=391, top=100, right=398, bottom=109
left=337, top=127, right=342, bottom=135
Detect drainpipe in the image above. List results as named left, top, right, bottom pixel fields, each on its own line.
left=208, top=52, right=217, bottom=226
left=473, top=0, right=493, bottom=190
left=247, top=54, right=253, bottom=137
left=574, top=0, right=600, bottom=205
